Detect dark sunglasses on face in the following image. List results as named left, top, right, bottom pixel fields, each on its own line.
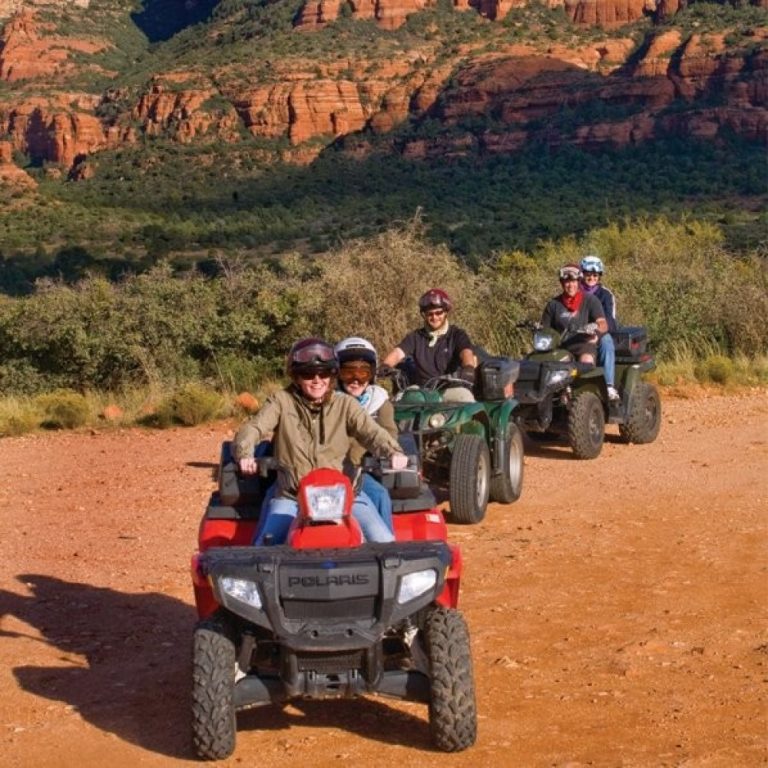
left=297, top=370, right=332, bottom=381
left=338, top=365, right=372, bottom=384
left=424, top=308, right=446, bottom=318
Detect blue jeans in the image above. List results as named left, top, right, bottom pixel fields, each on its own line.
left=254, top=490, right=394, bottom=545
left=361, top=473, right=393, bottom=532
left=599, top=333, right=616, bottom=388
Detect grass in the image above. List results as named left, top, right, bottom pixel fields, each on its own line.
left=1, top=356, right=765, bottom=438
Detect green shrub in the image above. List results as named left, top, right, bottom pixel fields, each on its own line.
left=154, top=383, right=225, bottom=427
left=0, top=399, right=42, bottom=436
left=34, top=389, right=90, bottom=429
left=694, top=355, right=735, bottom=385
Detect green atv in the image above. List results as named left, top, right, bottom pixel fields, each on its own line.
left=380, top=360, right=524, bottom=525
left=513, top=323, right=662, bottom=459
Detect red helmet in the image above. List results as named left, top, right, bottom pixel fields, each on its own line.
left=418, top=288, right=453, bottom=313
left=286, top=338, right=339, bottom=378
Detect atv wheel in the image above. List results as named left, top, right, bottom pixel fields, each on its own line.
left=489, top=424, right=524, bottom=504
left=619, top=381, right=662, bottom=444
left=192, top=617, right=237, bottom=760
left=449, top=433, right=490, bottom=524
left=568, top=391, right=605, bottom=459
left=424, top=606, right=477, bottom=752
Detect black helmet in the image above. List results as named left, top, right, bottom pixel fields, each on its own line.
left=418, top=288, right=453, bottom=313
left=286, top=337, right=338, bottom=378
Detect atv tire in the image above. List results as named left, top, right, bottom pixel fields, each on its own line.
left=192, top=617, right=237, bottom=760
left=489, top=424, right=524, bottom=504
left=449, top=433, right=490, bottom=524
left=619, top=381, right=662, bottom=444
left=568, top=390, right=605, bottom=459
left=424, top=606, right=477, bottom=752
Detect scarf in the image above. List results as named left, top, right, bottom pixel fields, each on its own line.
left=356, top=388, right=372, bottom=410
left=559, top=290, right=584, bottom=313
left=427, top=320, right=450, bottom=348
left=582, top=282, right=599, bottom=295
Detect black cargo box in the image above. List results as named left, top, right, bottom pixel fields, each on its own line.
left=476, top=357, right=520, bottom=401
left=612, top=326, right=648, bottom=359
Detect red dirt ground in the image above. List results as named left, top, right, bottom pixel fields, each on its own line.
left=1, top=391, right=766, bottom=768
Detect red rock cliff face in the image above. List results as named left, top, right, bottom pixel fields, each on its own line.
left=404, top=30, right=768, bottom=157
left=0, top=5, right=764, bottom=174
left=295, top=0, right=434, bottom=30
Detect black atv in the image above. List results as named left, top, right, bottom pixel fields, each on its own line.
left=513, top=323, right=662, bottom=459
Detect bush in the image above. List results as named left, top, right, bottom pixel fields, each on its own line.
left=695, top=355, right=735, bottom=385
left=153, top=383, right=225, bottom=427
left=34, top=389, right=90, bottom=429
left=0, top=399, right=41, bottom=436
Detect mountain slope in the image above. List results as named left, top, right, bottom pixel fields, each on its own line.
left=0, top=0, right=764, bottom=267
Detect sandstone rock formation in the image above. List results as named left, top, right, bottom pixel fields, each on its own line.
left=0, top=2, right=764, bottom=176
left=0, top=8, right=103, bottom=82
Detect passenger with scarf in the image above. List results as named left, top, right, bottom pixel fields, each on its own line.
left=381, top=288, right=476, bottom=402
left=233, top=337, right=407, bottom=545
left=540, top=264, right=607, bottom=365
left=335, top=336, right=397, bottom=531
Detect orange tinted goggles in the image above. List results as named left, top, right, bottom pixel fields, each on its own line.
left=338, top=364, right=373, bottom=384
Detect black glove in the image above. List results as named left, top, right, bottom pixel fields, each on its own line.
left=377, top=364, right=394, bottom=378
left=459, top=365, right=476, bottom=384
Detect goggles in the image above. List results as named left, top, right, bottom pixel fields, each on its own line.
left=339, top=364, right=373, bottom=384
left=292, top=342, right=336, bottom=365
left=297, top=369, right=333, bottom=381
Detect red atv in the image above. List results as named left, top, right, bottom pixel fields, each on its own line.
left=190, top=443, right=476, bottom=759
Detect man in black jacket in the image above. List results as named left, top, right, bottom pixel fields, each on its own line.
left=382, top=288, right=476, bottom=401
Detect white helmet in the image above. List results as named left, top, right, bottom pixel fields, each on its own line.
left=580, top=254, right=604, bottom=275
left=334, top=336, right=378, bottom=369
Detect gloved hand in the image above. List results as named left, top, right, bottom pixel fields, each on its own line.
left=459, top=365, right=476, bottom=384
left=377, top=364, right=394, bottom=378
left=390, top=452, right=408, bottom=470
left=584, top=323, right=599, bottom=336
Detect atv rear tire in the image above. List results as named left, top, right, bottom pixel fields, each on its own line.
left=424, top=606, right=477, bottom=752
left=619, top=381, right=662, bottom=444
left=192, top=617, right=237, bottom=760
left=568, top=390, right=605, bottom=459
left=489, top=424, right=524, bottom=504
left=449, top=433, right=490, bottom=524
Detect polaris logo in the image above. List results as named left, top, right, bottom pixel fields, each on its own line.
left=288, top=574, right=370, bottom=588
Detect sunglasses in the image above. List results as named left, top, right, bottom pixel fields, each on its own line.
left=423, top=308, right=446, bottom=318
left=297, top=370, right=332, bottom=381
left=339, top=365, right=372, bottom=384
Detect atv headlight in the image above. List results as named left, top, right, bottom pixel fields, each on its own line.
left=545, top=368, right=574, bottom=387
left=397, top=569, right=437, bottom=604
left=428, top=412, right=447, bottom=428
left=305, top=483, right=347, bottom=521
left=533, top=330, right=554, bottom=351
left=220, top=576, right=262, bottom=609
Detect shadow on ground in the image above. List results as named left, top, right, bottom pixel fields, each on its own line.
left=0, top=574, right=435, bottom=757
left=0, top=574, right=197, bottom=759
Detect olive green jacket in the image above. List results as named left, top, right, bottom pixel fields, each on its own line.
left=232, top=388, right=401, bottom=496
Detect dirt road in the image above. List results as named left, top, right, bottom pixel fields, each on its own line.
left=1, top=391, right=766, bottom=768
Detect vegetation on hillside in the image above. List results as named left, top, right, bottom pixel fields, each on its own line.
left=0, top=218, right=765, bottom=404
left=1, top=136, right=764, bottom=294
